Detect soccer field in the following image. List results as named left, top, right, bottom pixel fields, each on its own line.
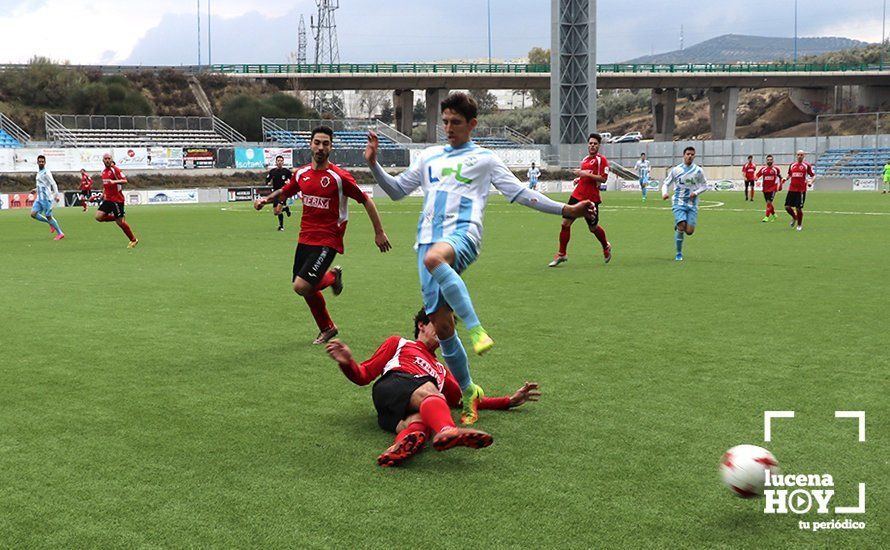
left=1, top=191, right=887, bottom=548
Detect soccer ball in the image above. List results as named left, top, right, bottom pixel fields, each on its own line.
left=719, top=444, right=780, bottom=498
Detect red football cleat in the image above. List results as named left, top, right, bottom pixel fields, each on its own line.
left=377, top=431, right=427, bottom=467
left=432, top=427, right=493, bottom=452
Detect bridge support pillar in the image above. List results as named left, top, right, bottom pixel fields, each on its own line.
left=425, top=88, right=448, bottom=143
left=709, top=87, right=739, bottom=140
left=393, top=89, right=414, bottom=137
left=651, top=88, right=677, bottom=142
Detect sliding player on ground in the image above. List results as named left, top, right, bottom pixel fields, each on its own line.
left=365, top=92, right=593, bottom=424
left=548, top=132, right=612, bottom=267
left=257, top=126, right=391, bottom=344
left=30, top=154, right=65, bottom=240
left=662, top=146, right=709, bottom=261
left=325, top=309, right=540, bottom=467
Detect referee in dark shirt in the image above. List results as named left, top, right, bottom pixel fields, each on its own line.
left=266, top=155, right=293, bottom=231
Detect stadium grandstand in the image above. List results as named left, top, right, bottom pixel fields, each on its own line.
left=814, top=148, right=890, bottom=177
left=263, top=117, right=409, bottom=149
left=0, top=113, right=30, bottom=148
left=434, top=125, right=532, bottom=148
left=44, top=114, right=245, bottom=148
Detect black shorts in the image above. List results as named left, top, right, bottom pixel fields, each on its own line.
left=784, top=191, right=806, bottom=209
left=563, top=196, right=600, bottom=227
left=763, top=191, right=775, bottom=202
left=292, top=244, right=336, bottom=286
left=372, top=372, right=436, bottom=433
left=98, top=200, right=125, bottom=218
left=745, top=180, right=755, bottom=188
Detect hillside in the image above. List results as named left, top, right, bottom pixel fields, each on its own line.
left=625, top=34, right=869, bottom=64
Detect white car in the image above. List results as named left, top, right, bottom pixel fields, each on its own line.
left=598, top=132, right=613, bottom=143
left=611, top=132, right=643, bottom=143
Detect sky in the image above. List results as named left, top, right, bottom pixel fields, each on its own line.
left=0, top=0, right=886, bottom=65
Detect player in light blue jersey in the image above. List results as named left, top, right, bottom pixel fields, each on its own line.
left=661, top=146, right=708, bottom=261
left=365, top=92, right=594, bottom=424
left=527, top=162, right=541, bottom=190
left=634, top=153, right=651, bottom=202
left=30, top=154, right=65, bottom=240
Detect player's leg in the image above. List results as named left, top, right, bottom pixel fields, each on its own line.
left=293, top=245, right=338, bottom=343
left=784, top=193, right=798, bottom=226
left=422, top=238, right=491, bottom=355
left=407, top=383, right=492, bottom=452
left=46, top=212, right=64, bottom=239
left=274, top=202, right=285, bottom=231
left=586, top=204, right=611, bottom=262
left=641, top=178, right=648, bottom=201
left=112, top=207, right=137, bottom=246
left=30, top=202, right=50, bottom=224
left=673, top=207, right=689, bottom=260
left=377, top=413, right=429, bottom=467
left=549, top=212, right=576, bottom=267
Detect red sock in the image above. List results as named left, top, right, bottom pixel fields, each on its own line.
left=419, top=395, right=455, bottom=433
left=558, top=226, right=571, bottom=256
left=592, top=225, right=608, bottom=249
left=796, top=209, right=803, bottom=225
left=395, top=421, right=429, bottom=443
left=315, top=271, right=335, bottom=291
left=304, top=291, right=334, bottom=331
left=118, top=221, right=136, bottom=241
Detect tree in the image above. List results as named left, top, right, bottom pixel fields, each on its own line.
left=469, top=89, right=499, bottom=115
left=528, top=47, right=550, bottom=107
left=413, top=98, right=426, bottom=121
left=220, top=92, right=313, bottom=141
left=358, top=90, right=390, bottom=120
left=378, top=99, right=394, bottom=124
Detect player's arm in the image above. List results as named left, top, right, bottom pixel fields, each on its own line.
left=111, top=168, right=127, bottom=185
left=573, top=168, right=607, bottom=183
left=47, top=171, right=60, bottom=200
left=255, top=178, right=298, bottom=210
left=661, top=168, right=675, bottom=199
left=364, top=131, right=422, bottom=200
left=479, top=382, right=541, bottom=410
left=489, top=157, right=594, bottom=218
left=325, top=337, right=397, bottom=386
left=360, top=198, right=392, bottom=253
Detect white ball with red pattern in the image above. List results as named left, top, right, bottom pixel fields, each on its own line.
left=719, top=444, right=780, bottom=498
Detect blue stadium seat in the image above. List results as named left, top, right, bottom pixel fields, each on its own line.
left=0, top=129, right=22, bottom=148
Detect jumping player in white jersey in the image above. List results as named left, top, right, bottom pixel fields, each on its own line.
left=634, top=153, right=651, bottom=202
left=662, top=146, right=709, bottom=261
left=365, top=92, right=594, bottom=424
left=30, top=154, right=65, bottom=240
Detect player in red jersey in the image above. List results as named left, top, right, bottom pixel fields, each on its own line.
left=325, top=308, right=540, bottom=467
left=95, top=154, right=138, bottom=248
left=756, top=155, right=784, bottom=222
left=785, top=150, right=815, bottom=231
left=742, top=155, right=757, bottom=202
left=548, top=132, right=612, bottom=267
left=79, top=168, right=94, bottom=211
left=255, top=126, right=391, bottom=344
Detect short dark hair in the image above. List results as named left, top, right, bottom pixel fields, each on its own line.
left=37, top=155, right=45, bottom=161
left=747, top=155, right=753, bottom=159
left=588, top=133, right=602, bottom=143
left=310, top=125, right=334, bottom=141
left=440, top=92, right=478, bottom=121
left=641, top=152, right=646, bottom=156
left=413, top=308, right=430, bottom=339
left=275, top=155, right=284, bottom=160
left=766, top=154, right=774, bottom=159
left=683, top=146, right=696, bottom=154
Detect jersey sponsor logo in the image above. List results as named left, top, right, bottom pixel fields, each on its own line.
left=302, top=194, right=331, bottom=209
left=412, top=355, right=444, bottom=384
left=441, top=163, right=472, bottom=184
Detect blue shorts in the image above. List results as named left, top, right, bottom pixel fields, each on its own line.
left=31, top=199, right=53, bottom=216
left=673, top=204, right=698, bottom=227
left=417, top=233, right=479, bottom=315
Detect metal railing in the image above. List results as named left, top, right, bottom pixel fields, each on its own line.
left=211, top=116, right=246, bottom=143
left=373, top=120, right=412, bottom=144
left=44, top=113, right=78, bottom=146
left=0, top=113, right=31, bottom=145
left=261, top=117, right=411, bottom=145
left=207, top=62, right=887, bottom=75
left=504, top=126, right=534, bottom=145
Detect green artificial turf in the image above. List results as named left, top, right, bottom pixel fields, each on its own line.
left=1, top=191, right=887, bottom=548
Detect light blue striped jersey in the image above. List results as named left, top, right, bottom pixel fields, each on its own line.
left=634, top=159, right=651, bottom=181
left=35, top=168, right=59, bottom=202
left=394, top=141, right=527, bottom=249
left=662, top=162, right=708, bottom=207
